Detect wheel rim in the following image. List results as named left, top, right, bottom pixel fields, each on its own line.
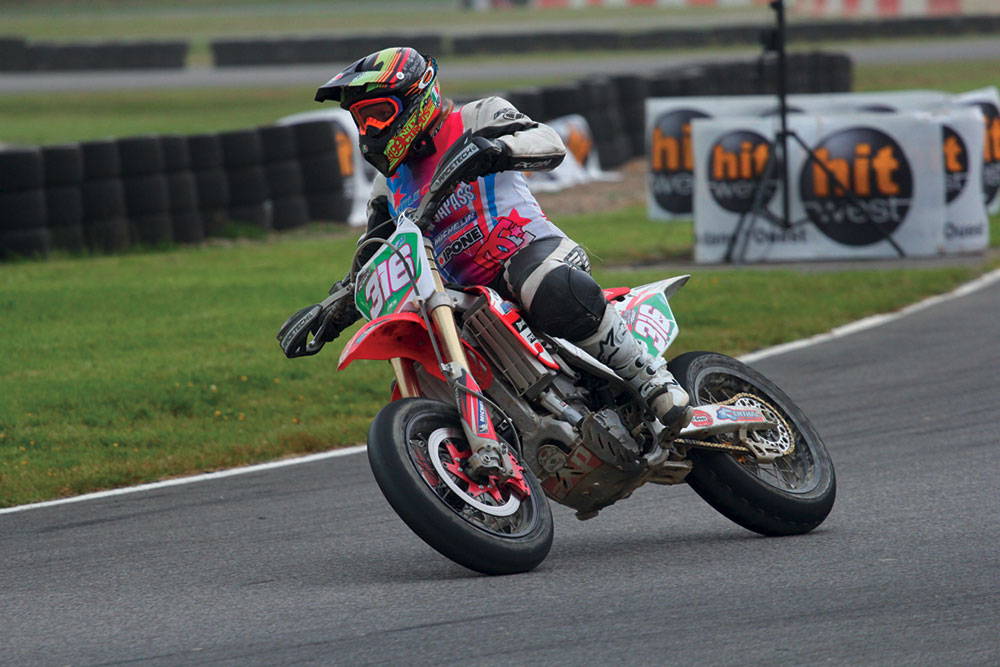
left=427, top=428, right=521, bottom=517
left=405, top=424, right=538, bottom=538
left=694, top=366, right=820, bottom=494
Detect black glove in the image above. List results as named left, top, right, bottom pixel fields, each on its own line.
left=277, top=283, right=360, bottom=358
left=315, top=292, right=360, bottom=344
left=458, top=136, right=510, bottom=183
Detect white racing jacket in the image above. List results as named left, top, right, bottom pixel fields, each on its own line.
left=363, top=96, right=567, bottom=286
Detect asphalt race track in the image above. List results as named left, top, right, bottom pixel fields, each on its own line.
left=2, top=273, right=998, bottom=666
left=1, top=38, right=999, bottom=94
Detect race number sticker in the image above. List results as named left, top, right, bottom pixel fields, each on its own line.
left=354, top=219, right=435, bottom=321
left=621, top=293, right=677, bottom=357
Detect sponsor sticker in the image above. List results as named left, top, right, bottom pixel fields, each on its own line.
left=716, top=406, right=763, bottom=422
left=476, top=398, right=491, bottom=435
left=493, top=107, right=526, bottom=122
left=690, top=409, right=713, bottom=428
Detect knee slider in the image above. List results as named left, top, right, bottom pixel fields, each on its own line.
left=527, top=263, right=607, bottom=340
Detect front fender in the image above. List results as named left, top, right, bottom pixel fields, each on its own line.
left=338, top=312, right=492, bottom=389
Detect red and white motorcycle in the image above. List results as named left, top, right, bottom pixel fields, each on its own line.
left=279, top=134, right=836, bottom=575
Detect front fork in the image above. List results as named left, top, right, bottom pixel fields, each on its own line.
left=390, top=241, right=514, bottom=479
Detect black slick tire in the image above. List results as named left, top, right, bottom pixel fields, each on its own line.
left=669, top=351, right=836, bottom=536
left=367, top=398, right=553, bottom=575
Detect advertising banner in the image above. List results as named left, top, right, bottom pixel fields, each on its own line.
left=927, top=106, right=990, bottom=253
left=954, top=87, right=1000, bottom=214
left=645, top=91, right=953, bottom=221
left=692, top=113, right=948, bottom=262
left=646, top=96, right=776, bottom=220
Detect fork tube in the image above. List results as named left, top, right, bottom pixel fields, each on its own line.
left=390, top=358, right=421, bottom=398
left=422, top=242, right=503, bottom=464
left=424, top=245, right=471, bottom=371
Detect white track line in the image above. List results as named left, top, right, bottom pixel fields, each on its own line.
left=0, top=446, right=366, bottom=516
left=4, top=267, right=999, bottom=516
left=741, top=267, right=1000, bottom=364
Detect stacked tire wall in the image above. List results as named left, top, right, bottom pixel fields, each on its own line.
left=187, top=134, right=230, bottom=237
left=260, top=125, right=309, bottom=231
left=0, top=123, right=355, bottom=261
left=293, top=120, right=353, bottom=224
left=501, top=51, right=851, bottom=170
left=80, top=140, right=129, bottom=254
left=220, top=129, right=272, bottom=230
left=0, top=38, right=187, bottom=72
left=42, top=145, right=85, bottom=254
left=0, top=149, right=49, bottom=259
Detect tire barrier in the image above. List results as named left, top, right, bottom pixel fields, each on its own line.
left=0, top=40, right=187, bottom=72
left=80, top=139, right=130, bottom=254
left=506, top=50, right=852, bottom=168
left=259, top=124, right=309, bottom=231
left=41, top=144, right=85, bottom=254
left=187, top=133, right=230, bottom=237
left=577, top=77, right=631, bottom=170
left=117, top=135, right=173, bottom=247
left=0, top=148, right=49, bottom=259
left=503, top=88, right=546, bottom=126
left=609, top=73, right=650, bottom=157
left=1, top=119, right=365, bottom=260
left=292, top=120, right=353, bottom=223
left=161, top=135, right=205, bottom=244
left=219, top=129, right=272, bottom=230
left=0, top=37, right=29, bottom=72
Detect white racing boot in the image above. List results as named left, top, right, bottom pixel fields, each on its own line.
left=576, top=307, right=692, bottom=435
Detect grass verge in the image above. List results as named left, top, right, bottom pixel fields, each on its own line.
left=2, top=206, right=997, bottom=507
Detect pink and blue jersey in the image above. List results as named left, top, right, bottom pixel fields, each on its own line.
left=383, top=108, right=565, bottom=286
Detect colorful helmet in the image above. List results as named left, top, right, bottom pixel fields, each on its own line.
left=315, top=47, right=443, bottom=177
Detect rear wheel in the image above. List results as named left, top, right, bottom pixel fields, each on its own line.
left=367, top=398, right=553, bottom=575
left=669, top=352, right=836, bottom=536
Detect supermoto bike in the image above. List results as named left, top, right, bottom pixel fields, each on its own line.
left=278, top=132, right=836, bottom=575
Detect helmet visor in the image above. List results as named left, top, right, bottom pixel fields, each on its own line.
left=349, top=96, right=403, bottom=137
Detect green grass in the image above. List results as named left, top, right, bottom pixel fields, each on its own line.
left=0, top=87, right=321, bottom=146
left=855, top=59, right=1000, bottom=94
left=2, top=206, right=998, bottom=507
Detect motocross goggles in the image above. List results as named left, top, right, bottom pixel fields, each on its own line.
left=348, top=96, right=403, bottom=137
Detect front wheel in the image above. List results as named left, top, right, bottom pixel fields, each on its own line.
left=669, top=352, right=836, bottom=536
left=367, top=398, right=554, bottom=575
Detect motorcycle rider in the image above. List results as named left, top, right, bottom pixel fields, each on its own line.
left=306, top=46, right=691, bottom=473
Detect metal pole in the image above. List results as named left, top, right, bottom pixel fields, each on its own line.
left=772, top=0, right=791, bottom=230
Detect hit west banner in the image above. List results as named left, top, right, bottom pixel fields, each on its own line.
left=691, top=113, right=952, bottom=262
